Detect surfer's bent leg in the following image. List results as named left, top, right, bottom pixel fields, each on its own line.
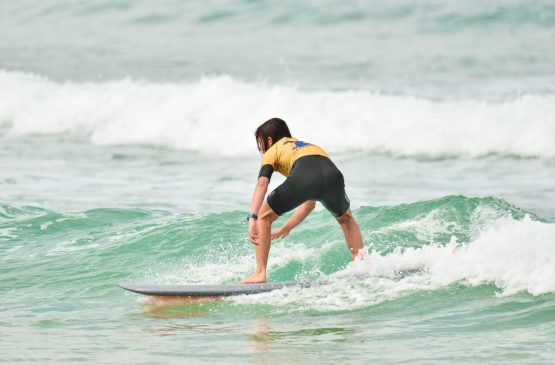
left=336, top=209, right=363, bottom=260
left=316, top=156, right=363, bottom=260
left=240, top=201, right=278, bottom=284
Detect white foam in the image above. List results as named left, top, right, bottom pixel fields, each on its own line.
left=40, top=221, right=53, bottom=230
left=0, top=227, right=18, bottom=239
left=151, top=241, right=331, bottom=284
left=377, top=207, right=463, bottom=244
left=232, top=216, right=555, bottom=311
left=46, top=239, right=100, bottom=256
left=1, top=70, right=555, bottom=158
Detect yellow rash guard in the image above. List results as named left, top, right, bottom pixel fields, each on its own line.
left=259, top=137, right=329, bottom=178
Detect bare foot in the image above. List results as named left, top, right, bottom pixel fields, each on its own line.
left=240, top=272, right=266, bottom=284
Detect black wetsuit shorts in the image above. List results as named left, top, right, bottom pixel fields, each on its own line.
left=266, top=155, right=350, bottom=217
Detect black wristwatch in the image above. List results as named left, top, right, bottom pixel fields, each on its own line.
left=247, top=213, right=258, bottom=221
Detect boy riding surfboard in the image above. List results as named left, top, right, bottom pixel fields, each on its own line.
left=242, top=118, right=364, bottom=284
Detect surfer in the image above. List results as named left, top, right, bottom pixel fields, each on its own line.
left=242, top=118, right=364, bottom=284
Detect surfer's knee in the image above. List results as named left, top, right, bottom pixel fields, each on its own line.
left=336, top=209, right=354, bottom=226
left=258, top=201, right=279, bottom=224
left=258, top=210, right=277, bottom=224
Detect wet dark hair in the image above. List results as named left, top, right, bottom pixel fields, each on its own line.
left=255, top=118, right=292, bottom=152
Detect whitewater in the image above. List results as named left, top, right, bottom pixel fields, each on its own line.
left=1, top=71, right=555, bottom=158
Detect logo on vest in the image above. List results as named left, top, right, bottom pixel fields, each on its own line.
left=285, top=140, right=311, bottom=149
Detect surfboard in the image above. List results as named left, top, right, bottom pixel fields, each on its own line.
left=119, top=281, right=312, bottom=297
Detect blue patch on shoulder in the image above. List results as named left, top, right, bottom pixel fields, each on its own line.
left=295, top=141, right=310, bottom=148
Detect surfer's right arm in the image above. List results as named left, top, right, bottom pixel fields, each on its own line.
left=248, top=176, right=270, bottom=244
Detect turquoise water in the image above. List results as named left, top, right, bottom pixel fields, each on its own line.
left=2, top=1, right=555, bottom=364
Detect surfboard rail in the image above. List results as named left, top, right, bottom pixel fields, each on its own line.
left=119, top=281, right=313, bottom=297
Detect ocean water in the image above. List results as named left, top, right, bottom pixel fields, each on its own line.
left=1, top=1, right=555, bottom=364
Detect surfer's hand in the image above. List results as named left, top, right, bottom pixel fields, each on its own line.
left=271, top=226, right=290, bottom=240
left=248, top=219, right=259, bottom=244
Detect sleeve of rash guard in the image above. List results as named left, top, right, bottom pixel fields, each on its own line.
left=258, top=164, right=274, bottom=179
left=258, top=147, right=277, bottom=179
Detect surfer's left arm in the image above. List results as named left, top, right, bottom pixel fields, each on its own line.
left=271, top=200, right=316, bottom=239
left=248, top=176, right=270, bottom=243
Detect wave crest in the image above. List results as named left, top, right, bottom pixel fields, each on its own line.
left=1, top=70, right=555, bottom=158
